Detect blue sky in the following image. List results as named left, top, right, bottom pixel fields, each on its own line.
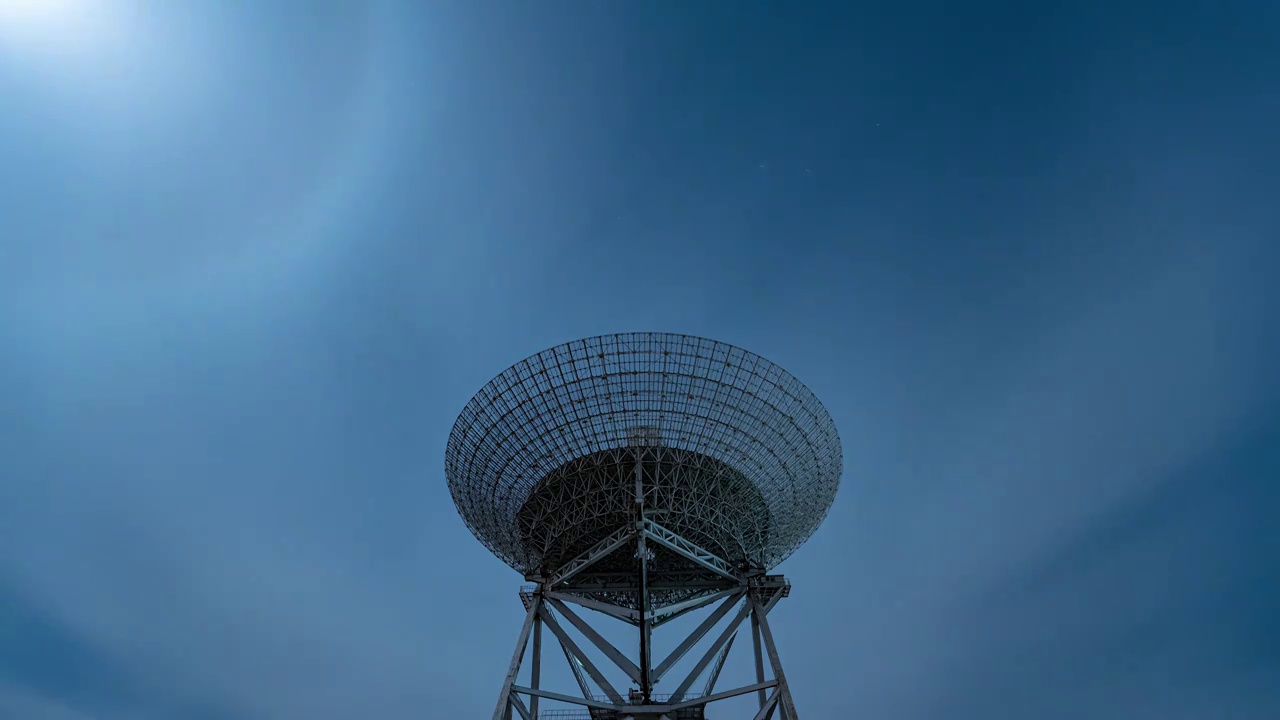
left=2, top=2, right=1278, bottom=718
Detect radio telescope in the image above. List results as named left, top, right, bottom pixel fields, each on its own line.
left=447, top=332, right=842, bottom=719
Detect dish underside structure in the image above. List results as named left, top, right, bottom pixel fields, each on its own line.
left=447, top=333, right=842, bottom=720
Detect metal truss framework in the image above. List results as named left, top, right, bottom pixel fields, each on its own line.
left=446, top=333, right=843, bottom=578
left=492, top=523, right=800, bottom=720
left=446, top=334, right=841, bottom=719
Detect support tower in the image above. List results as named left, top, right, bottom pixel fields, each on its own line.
left=446, top=333, right=842, bottom=719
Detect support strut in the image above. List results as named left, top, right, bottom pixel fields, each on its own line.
left=493, top=527, right=801, bottom=718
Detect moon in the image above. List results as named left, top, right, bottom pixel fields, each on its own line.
left=0, top=0, right=137, bottom=88
left=0, top=0, right=76, bottom=24
left=3, top=2, right=404, bottom=325
left=0, top=0, right=111, bottom=47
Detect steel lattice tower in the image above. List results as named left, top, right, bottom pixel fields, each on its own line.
left=447, top=333, right=842, bottom=720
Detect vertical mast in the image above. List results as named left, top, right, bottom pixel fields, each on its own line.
left=634, top=445, right=653, bottom=702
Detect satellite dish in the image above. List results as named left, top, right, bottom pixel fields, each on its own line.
left=446, top=332, right=842, bottom=718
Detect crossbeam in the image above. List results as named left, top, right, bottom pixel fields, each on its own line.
left=547, top=526, right=636, bottom=586
left=512, top=680, right=780, bottom=715
left=544, top=598, right=643, bottom=684
left=546, top=590, right=640, bottom=623
left=669, top=599, right=754, bottom=701
left=511, top=685, right=616, bottom=711
left=492, top=527, right=804, bottom=719
left=642, top=680, right=779, bottom=714
left=537, top=606, right=626, bottom=704
left=651, top=587, right=740, bottom=627
left=653, top=590, right=744, bottom=682
left=557, top=579, right=736, bottom=593
left=641, top=519, right=737, bottom=581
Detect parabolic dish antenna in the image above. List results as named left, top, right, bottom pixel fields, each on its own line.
left=446, top=332, right=843, bottom=718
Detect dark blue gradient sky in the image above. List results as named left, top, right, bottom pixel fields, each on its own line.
left=2, top=2, right=1278, bottom=718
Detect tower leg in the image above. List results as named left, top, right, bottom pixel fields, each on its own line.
left=497, top=568, right=799, bottom=718
left=529, top=616, right=542, bottom=719
left=492, top=598, right=539, bottom=720
left=634, top=450, right=654, bottom=702
left=752, top=598, right=798, bottom=720
left=752, top=611, right=767, bottom=710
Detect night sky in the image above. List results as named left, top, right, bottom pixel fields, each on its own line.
left=2, top=2, right=1278, bottom=718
